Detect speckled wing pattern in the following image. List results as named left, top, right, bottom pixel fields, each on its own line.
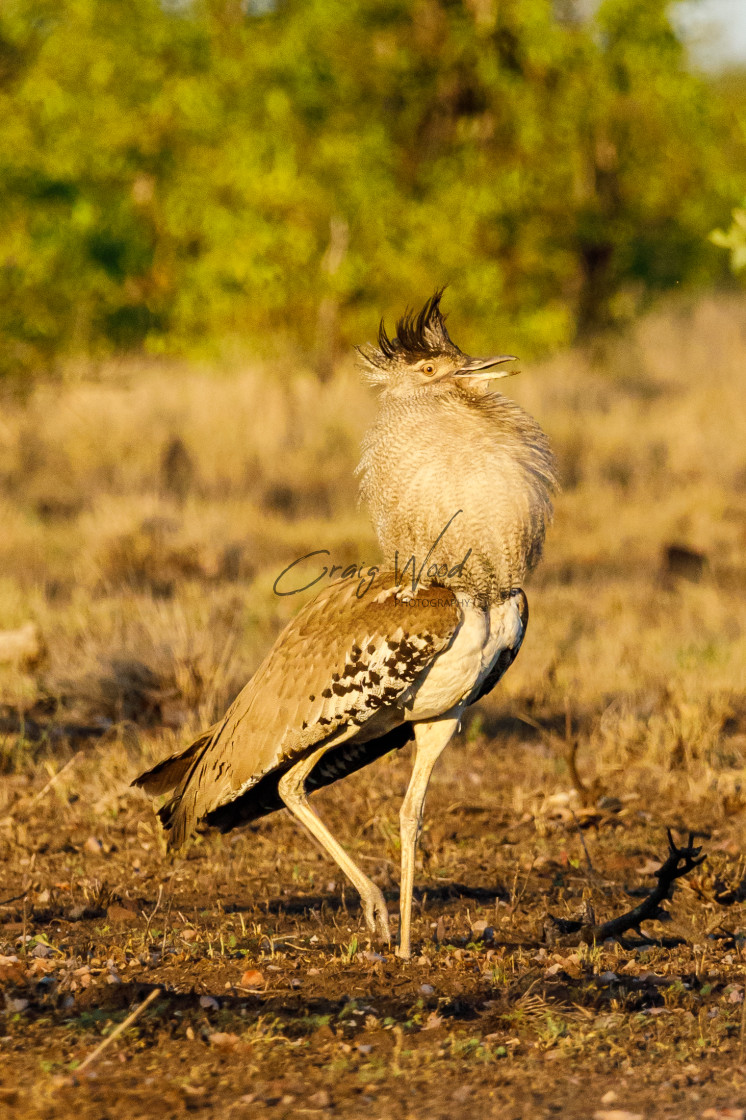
left=133, top=575, right=462, bottom=849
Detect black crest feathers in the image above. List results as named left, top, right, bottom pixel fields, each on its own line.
left=358, top=289, right=464, bottom=374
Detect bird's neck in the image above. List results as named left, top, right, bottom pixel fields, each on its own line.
left=357, top=385, right=556, bottom=607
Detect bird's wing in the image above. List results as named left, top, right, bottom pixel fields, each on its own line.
left=133, top=575, right=462, bottom=848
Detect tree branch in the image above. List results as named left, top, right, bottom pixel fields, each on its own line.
left=544, top=830, right=706, bottom=946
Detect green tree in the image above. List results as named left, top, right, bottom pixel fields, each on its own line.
left=0, top=0, right=741, bottom=377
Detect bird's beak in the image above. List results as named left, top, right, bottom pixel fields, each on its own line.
left=455, top=354, right=518, bottom=380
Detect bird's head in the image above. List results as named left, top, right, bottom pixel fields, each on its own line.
left=357, top=289, right=517, bottom=395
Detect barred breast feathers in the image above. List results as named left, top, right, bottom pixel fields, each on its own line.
left=357, top=384, right=557, bottom=600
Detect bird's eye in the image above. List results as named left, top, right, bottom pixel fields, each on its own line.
left=423, top=363, right=435, bottom=375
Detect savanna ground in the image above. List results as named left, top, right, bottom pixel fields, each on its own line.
left=0, top=296, right=745, bottom=1119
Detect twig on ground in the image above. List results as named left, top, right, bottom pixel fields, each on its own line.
left=544, top=829, right=706, bottom=946
left=570, top=808, right=596, bottom=877
left=563, top=701, right=592, bottom=805
left=508, top=856, right=536, bottom=931
left=161, top=892, right=174, bottom=956
left=1, top=752, right=83, bottom=827
left=21, top=879, right=29, bottom=950
left=28, top=752, right=84, bottom=808
left=715, top=869, right=746, bottom=906
left=76, top=988, right=161, bottom=1074
left=513, top=704, right=598, bottom=806
left=143, top=884, right=163, bottom=936
left=0, top=888, right=29, bottom=908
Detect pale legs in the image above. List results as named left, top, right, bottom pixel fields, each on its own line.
left=278, top=716, right=460, bottom=955
left=278, top=742, right=391, bottom=942
left=397, top=715, right=461, bottom=960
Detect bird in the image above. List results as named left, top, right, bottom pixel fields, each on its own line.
left=132, top=291, right=557, bottom=959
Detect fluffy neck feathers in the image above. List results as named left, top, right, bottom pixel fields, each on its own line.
left=358, top=383, right=556, bottom=606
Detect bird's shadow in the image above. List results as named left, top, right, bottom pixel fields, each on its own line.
left=223, top=879, right=510, bottom=920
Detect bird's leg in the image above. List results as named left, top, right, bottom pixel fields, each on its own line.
left=397, top=715, right=460, bottom=961
left=278, top=743, right=391, bottom=943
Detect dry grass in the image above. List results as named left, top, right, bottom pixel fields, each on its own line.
left=0, top=293, right=745, bottom=1118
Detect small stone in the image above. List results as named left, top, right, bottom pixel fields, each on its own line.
left=308, top=1090, right=331, bottom=1108
left=182, top=1083, right=205, bottom=1098
left=240, top=968, right=265, bottom=988
left=209, top=1031, right=240, bottom=1050
left=73, top=965, right=91, bottom=988
left=84, top=836, right=103, bottom=854
left=593, top=1112, right=643, bottom=1120
left=180, top=928, right=198, bottom=941
left=50, top=1075, right=74, bottom=1090
left=199, top=995, right=219, bottom=1011
left=107, top=904, right=140, bottom=927
left=419, top=983, right=435, bottom=995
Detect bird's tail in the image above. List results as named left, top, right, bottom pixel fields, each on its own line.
left=131, top=724, right=217, bottom=797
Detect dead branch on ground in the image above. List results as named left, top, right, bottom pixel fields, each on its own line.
left=543, top=829, right=706, bottom=946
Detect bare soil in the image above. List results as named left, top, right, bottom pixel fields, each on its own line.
left=1, top=726, right=744, bottom=1120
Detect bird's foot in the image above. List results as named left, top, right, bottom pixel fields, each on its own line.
left=394, top=942, right=411, bottom=961
left=362, top=886, right=390, bottom=944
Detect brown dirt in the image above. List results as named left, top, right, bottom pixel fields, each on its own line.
left=1, top=729, right=744, bottom=1120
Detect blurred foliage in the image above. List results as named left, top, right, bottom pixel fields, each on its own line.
left=0, top=0, right=744, bottom=376
left=711, top=208, right=746, bottom=272
left=710, top=70, right=746, bottom=274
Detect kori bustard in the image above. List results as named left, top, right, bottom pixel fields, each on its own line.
left=133, top=292, right=556, bottom=959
